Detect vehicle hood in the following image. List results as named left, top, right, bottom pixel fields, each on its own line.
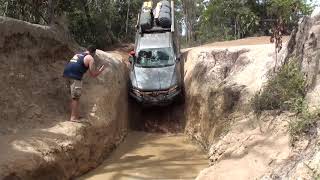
left=131, top=65, right=176, bottom=91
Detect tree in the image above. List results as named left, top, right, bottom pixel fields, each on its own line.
left=196, top=0, right=312, bottom=45
left=0, top=0, right=313, bottom=48
left=199, top=0, right=259, bottom=42
left=267, top=0, right=312, bottom=33
left=0, top=0, right=144, bottom=48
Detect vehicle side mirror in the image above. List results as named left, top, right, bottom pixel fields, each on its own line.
left=129, top=51, right=135, bottom=56
left=129, top=50, right=136, bottom=64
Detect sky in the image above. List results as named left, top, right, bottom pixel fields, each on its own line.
left=309, top=0, right=320, bottom=18
left=309, top=0, right=320, bottom=7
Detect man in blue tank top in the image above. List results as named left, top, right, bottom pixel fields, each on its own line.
left=63, top=45, right=106, bottom=122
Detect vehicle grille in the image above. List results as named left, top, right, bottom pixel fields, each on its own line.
left=142, top=90, right=168, bottom=97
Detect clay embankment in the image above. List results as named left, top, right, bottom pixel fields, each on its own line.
left=183, top=42, right=292, bottom=179
left=0, top=17, right=128, bottom=179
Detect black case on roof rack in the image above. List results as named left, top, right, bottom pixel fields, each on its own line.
left=136, top=0, right=175, bottom=34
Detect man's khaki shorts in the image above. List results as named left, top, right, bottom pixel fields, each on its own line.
left=67, top=79, right=82, bottom=99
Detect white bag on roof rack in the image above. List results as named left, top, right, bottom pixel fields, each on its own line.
left=140, top=1, right=154, bottom=32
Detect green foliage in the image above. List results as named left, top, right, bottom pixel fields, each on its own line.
left=0, top=0, right=50, bottom=24
left=193, top=0, right=313, bottom=45
left=0, top=0, right=143, bottom=48
left=251, top=60, right=306, bottom=114
left=200, top=0, right=259, bottom=42
left=267, top=0, right=313, bottom=32
left=65, top=0, right=144, bottom=48
left=0, top=0, right=314, bottom=48
left=251, top=59, right=320, bottom=141
left=289, top=109, right=319, bottom=140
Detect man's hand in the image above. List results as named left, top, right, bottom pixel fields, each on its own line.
left=83, top=54, right=107, bottom=78
left=90, top=64, right=106, bottom=77
left=99, top=65, right=106, bottom=72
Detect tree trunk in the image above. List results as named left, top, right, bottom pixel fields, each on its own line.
left=48, top=0, right=54, bottom=24
left=125, top=0, right=131, bottom=35
left=234, top=19, right=237, bottom=40
left=4, top=1, right=8, bottom=16
left=33, top=0, right=41, bottom=23
left=82, top=0, right=95, bottom=43
left=182, top=0, right=197, bottom=44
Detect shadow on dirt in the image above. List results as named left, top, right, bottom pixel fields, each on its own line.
left=128, top=98, right=185, bottom=133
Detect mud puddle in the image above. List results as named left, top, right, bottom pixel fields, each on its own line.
left=79, top=131, right=208, bottom=180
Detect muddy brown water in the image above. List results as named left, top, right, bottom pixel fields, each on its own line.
left=79, top=132, right=208, bottom=180
left=79, top=103, right=208, bottom=180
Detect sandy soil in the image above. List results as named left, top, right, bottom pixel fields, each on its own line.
left=203, top=36, right=290, bottom=47
left=196, top=113, right=291, bottom=180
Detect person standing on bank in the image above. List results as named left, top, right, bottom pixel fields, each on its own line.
left=63, top=45, right=106, bottom=122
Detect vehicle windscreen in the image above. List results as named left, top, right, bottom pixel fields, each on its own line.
left=135, top=48, right=174, bottom=68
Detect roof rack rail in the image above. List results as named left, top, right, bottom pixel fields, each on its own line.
left=141, top=27, right=171, bottom=33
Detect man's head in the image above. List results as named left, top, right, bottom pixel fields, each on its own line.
left=87, top=45, right=97, bottom=55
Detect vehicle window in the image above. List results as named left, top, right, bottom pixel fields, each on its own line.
left=135, top=48, right=174, bottom=68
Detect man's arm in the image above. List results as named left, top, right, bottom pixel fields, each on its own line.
left=86, top=56, right=106, bottom=78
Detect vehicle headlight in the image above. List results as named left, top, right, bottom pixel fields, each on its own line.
left=168, top=85, right=178, bottom=94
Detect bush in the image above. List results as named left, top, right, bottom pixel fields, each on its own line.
left=251, top=59, right=320, bottom=141
left=289, top=110, right=319, bottom=140
left=251, top=60, right=306, bottom=114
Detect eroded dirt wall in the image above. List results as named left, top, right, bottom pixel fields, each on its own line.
left=183, top=45, right=275, bottom=148
left=284, top=13, right=320, bottom=112
left=183, top=44, right=293, bottom=179
left=0, top=17, right=129, bottom=179
left=0, top=17, right=76, bottom=133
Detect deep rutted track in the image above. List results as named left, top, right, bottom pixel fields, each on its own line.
left=79, top=101, right=208, bottom=180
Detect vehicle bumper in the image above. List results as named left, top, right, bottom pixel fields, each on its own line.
left=129, top=90, right=181, bottom=106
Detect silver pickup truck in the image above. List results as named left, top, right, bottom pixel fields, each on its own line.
left=128, top=31, right=184, bottom=105
left=128, top=0, right=184, bottom=106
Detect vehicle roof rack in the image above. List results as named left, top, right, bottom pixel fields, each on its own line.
left=136, top=0, right=175, bottom=35
left=142, top=27, right=171, bottom=33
